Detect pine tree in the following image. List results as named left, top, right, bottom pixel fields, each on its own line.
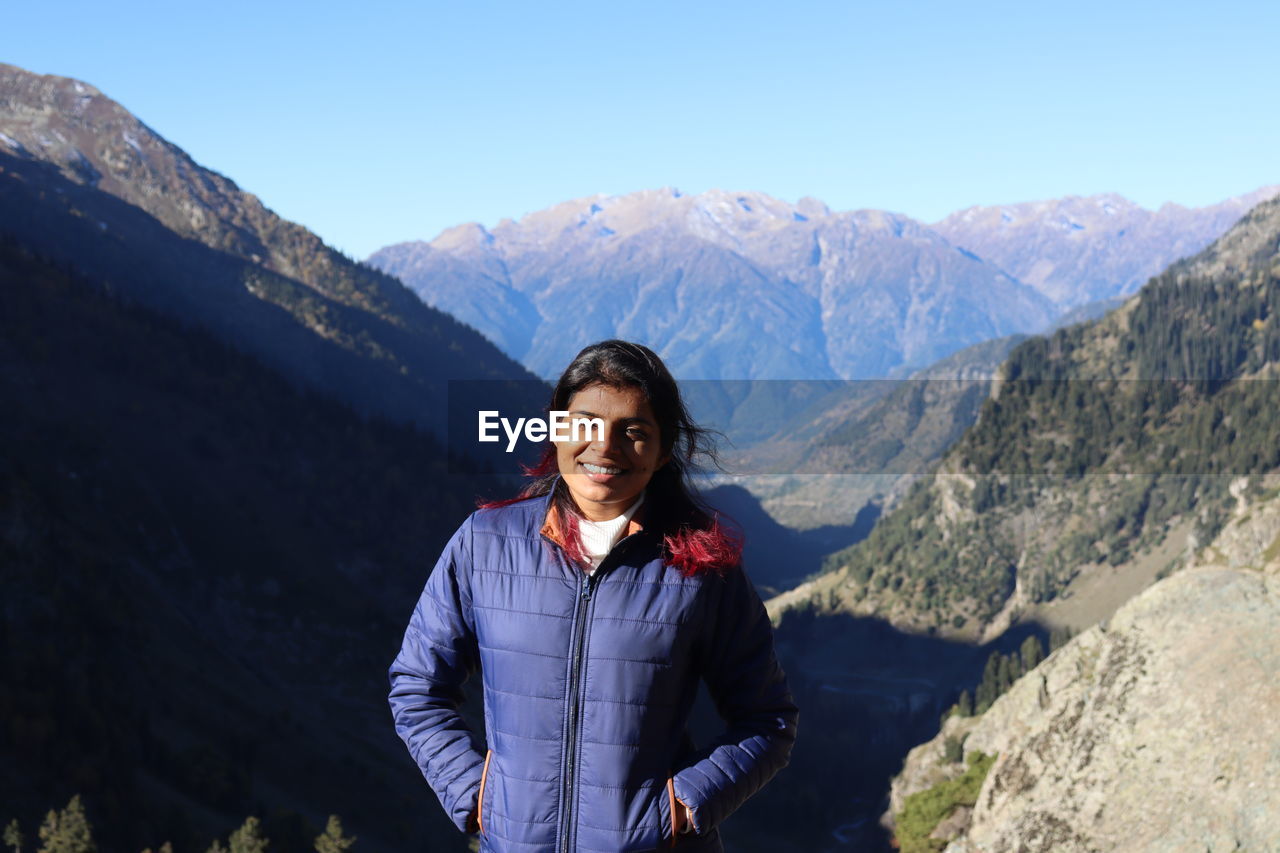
left=206, top=842, right=228, bottom=853
left=974, top=679, right=993, bottom=714
left=956, top=689, right=973, bottom=717
left=314, top=816, right=355, bottom=853
left=976, top=653, right=1000, bottom=711
left=1020, top=634, right=1045, bottom=671
left=228, top=818, right=268, bottom=853
left=36, top=795, right=95, bottom=853
left=4, top=819, right=23, bottom=853
left=996, top=653, right=1014, bottom=694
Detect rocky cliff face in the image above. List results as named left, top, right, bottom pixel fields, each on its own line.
left=885, top=482, right=1280, bottom=852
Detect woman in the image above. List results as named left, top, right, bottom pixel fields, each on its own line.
left=389, top=340, right=798, bottom=852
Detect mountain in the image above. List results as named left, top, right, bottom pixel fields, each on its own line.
left=933, top=187, right=1279, bottom=309
left=772, top=192, right=1280, bottom=645
left=0, top=63, right=556, bottom=851
left=370, top=189, right=1056, bottom=380
left=747, top=193, right=1280, bottom=853
left=0, top=63, right=543, bottom=438
left=884, top=484, right=1280, bottom=851
left=370, top=187, right=1275, bottom=386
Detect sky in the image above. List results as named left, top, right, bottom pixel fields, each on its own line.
left=5, top=0, right=1280, bottom=259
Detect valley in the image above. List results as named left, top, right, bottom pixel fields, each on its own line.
left=4, top=58, right=1279, bottom=853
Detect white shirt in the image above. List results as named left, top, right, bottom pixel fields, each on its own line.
left=577, top=492, right=645, bottom=573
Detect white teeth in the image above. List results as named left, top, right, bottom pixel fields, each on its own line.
left=583, top=462, right=623, bottom=475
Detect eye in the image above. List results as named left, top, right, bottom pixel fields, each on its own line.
left=570, top=417, right=601, bottom=438
left=626, top=427, right=649, bottom=441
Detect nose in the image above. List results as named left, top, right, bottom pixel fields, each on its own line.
left=591, top=424, right=623, bottom=456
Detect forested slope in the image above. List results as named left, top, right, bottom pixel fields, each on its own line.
left=778, top=195, right=1280, bottom=639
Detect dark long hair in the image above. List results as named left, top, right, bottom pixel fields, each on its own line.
left=480, top=340, right=741, bottom=576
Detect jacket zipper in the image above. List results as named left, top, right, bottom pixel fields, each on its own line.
left=543, top=519, right=642, bottom=853
left=561, top=569, right=596, bottom=853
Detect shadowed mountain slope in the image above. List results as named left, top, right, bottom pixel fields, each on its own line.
left=0, top=234, right=501, bottom=851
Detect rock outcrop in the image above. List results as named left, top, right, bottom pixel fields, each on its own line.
left=886, top=487, right=1280, bottom=852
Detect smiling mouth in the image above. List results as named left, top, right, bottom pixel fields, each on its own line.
left=582, top=462, right=625, bottom=476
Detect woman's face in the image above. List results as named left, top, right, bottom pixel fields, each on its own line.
left=557, top=383, right=669, bottom=522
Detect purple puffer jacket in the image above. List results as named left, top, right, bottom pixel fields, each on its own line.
left=388, top=490, right=798, bottom=852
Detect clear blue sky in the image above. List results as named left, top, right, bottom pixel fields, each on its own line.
left=6, top=0, right=1279, bottom=259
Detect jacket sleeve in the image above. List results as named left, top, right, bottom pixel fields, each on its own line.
left=388, top=514, right=486, bottom=833
left=670, top=565, right=799, bottom=835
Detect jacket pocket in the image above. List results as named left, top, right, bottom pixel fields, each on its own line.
left=477, top=749, right=493, bottom=836
left=663, top=776, right=679, bottom=847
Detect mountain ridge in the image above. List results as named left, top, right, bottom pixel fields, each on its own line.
left=372, top=184, right=1277, bottom=385
left=933, top=185, right=1280, bottom=309
left=370, top=187, right=1056, bottom=380
left=0, top=62, right=543, bottom=438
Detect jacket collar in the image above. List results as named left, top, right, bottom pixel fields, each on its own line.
left=539, top=478, right=648, bottom=549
